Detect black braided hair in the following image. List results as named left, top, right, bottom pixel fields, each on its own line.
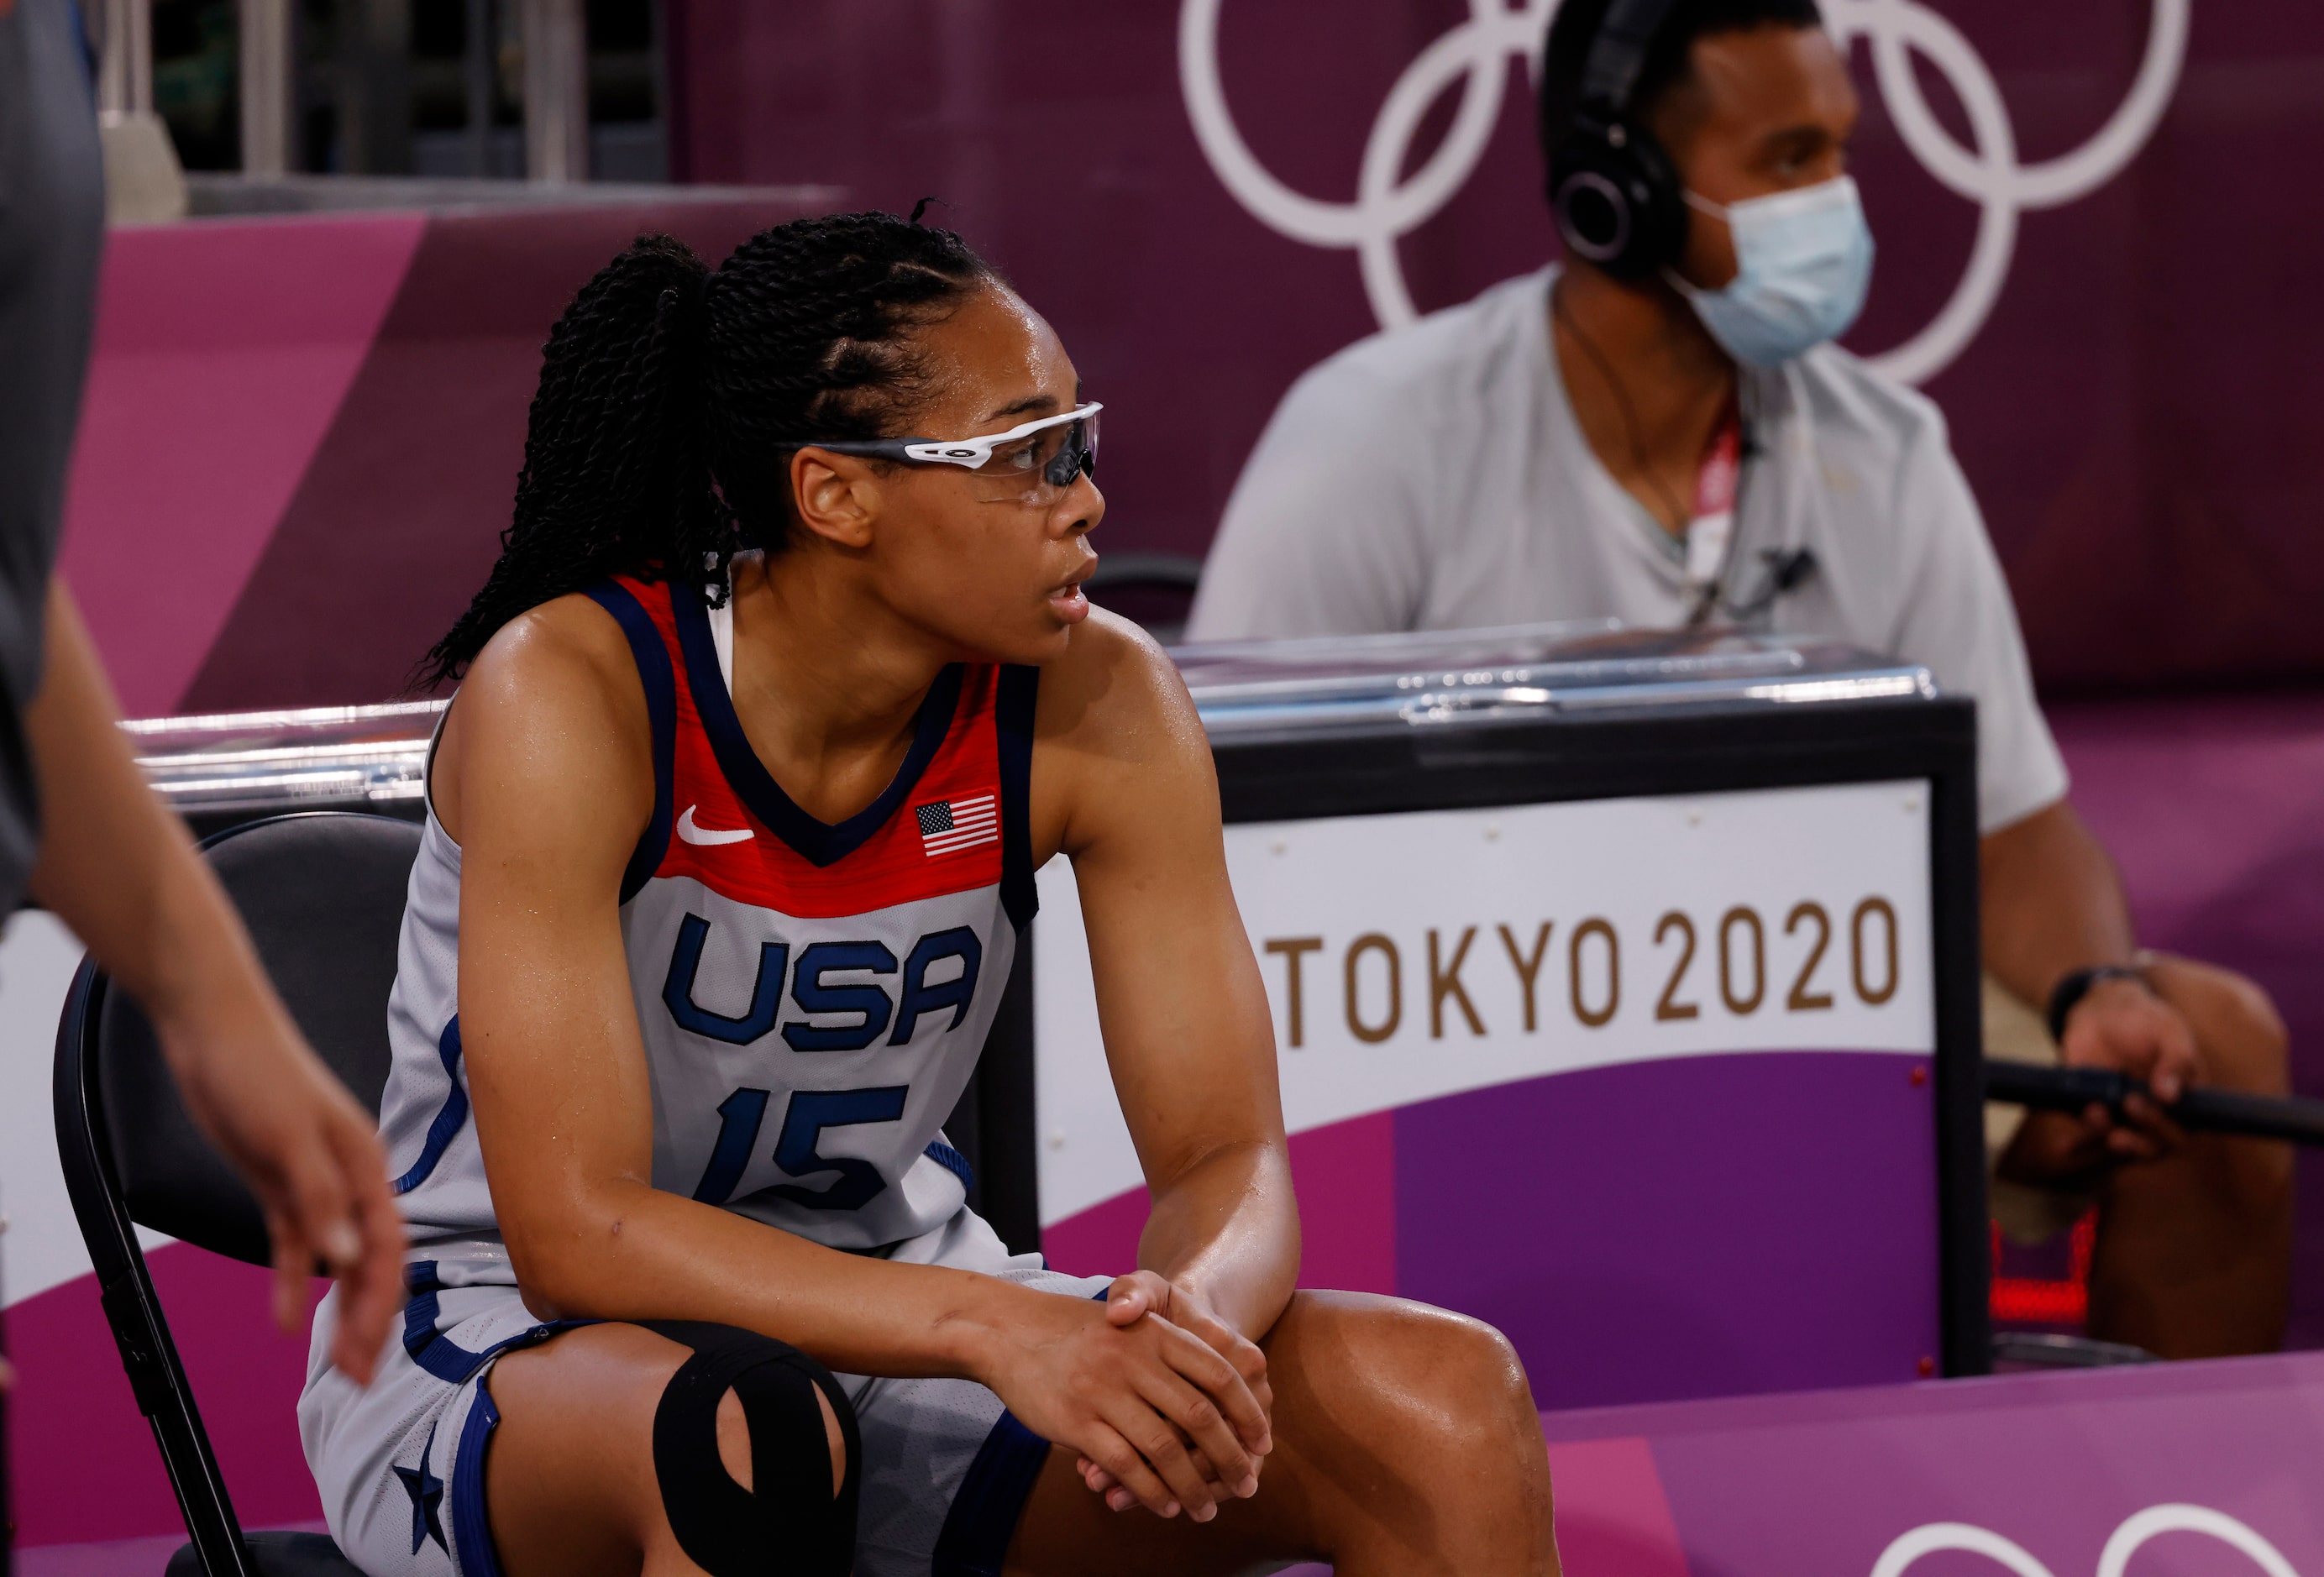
left=416, top=212, right=994, bottom=690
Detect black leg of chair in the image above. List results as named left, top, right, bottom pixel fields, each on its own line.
left=97, top=1258, right=257, bottom=1577
left=55, top=969, right=257, bottom=1577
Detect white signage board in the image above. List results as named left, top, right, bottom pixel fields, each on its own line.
left=0, top=911, right=165, bottom=1312
left=1034, top=779, right=1935, bottom=1225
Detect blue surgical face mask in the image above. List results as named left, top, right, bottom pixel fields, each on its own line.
left=1666, top=175, right=1875, bottom=366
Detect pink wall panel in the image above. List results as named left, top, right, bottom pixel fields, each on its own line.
left=60, top=217, right=426, bottom=717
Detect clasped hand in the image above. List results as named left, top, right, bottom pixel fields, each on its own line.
left=983, top=1269, right=1272, bottom=1522
left=2001, top=970, right=2201, bottom=1190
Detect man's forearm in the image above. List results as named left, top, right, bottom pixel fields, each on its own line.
left=1139, top=1139, right=1301, bottom=1339
left=23, top=581, right=275, bottom=1042
left=1979, top=799, right=2138, bottom=1009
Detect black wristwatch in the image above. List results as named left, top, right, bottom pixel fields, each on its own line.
left=2045, top=963, right=2148, bottom=1044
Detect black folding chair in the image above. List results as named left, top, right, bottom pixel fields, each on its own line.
left=52, top=812, right=421, bottom=1576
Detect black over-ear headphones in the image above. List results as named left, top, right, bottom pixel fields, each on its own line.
left=1548, top=0, right=1689, bottom=279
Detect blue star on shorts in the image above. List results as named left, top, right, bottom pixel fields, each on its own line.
left=392, top=1422, right=449, bottom=1556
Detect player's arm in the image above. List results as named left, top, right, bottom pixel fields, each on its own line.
left=21, top=580, right=404, bottom=1382
left=452, top=599, right=1267, bottom=1521
left=1041, top=614, right=1298, bottom=1349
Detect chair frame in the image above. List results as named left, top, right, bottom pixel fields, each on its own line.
left=53, top=956, right=260, bottom=1576
left=50, top=810, right=417, bottom=1577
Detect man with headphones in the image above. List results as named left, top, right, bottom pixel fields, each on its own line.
left=1190, top=0, right=2294, bottom=1359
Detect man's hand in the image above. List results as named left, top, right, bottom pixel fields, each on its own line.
left=160, top=1003, right=405, bottom=1384
left=1075, top=1270, right=1274, bottom=1514
left=2001, top=972, right=2201, bottom=1190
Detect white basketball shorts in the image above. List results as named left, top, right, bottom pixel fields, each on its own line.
left=298, top=1206, right=1110, bottom=1577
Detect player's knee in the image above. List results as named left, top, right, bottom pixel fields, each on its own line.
left=1348, top=1301, right=1536, bottom=1449
left=646, top=1321, right=859, bottom=1575
left=2210, top=988, right=2290, bottom=1098
left=2154, top=956, right=2290, bottom=1095
left=1434, top=1312, right=1536, bottom=1432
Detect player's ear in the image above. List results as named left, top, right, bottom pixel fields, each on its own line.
left=789, top=448, right=879, bottom=551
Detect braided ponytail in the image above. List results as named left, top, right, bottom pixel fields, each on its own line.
left=417, top=212, right=994, bottom=689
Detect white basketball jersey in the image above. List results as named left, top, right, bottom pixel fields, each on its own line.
left=379, top=574, right=1039, bottom=1280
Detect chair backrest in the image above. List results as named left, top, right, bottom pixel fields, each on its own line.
left=84, top=812, right=420, bottom=1264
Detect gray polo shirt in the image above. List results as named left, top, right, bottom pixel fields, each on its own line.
left=0, top=0, right=105, bottom=906
left=1188, top=266, right=2068, bottom=834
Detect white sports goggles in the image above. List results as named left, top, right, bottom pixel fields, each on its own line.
left=805, top=401, right=1102, bottom=488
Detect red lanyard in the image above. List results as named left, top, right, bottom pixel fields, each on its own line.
left=1683, top=403, right=1744, bottom=596
left=1694, top=403, right=1743, bottom=521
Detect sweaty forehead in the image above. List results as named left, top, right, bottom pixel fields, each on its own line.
left=911, top=283, right=1078, bottom=432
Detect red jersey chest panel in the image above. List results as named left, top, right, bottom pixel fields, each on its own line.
left=611, top=575, right=1019, bottom=919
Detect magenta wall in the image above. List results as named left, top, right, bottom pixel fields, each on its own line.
left=62, top=195, right=832, bottom=717
left=666, top=0, right=2324, bottom=692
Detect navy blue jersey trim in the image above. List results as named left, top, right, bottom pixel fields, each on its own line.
left=399, top=1262, right=579, bottom=1385
left=401, top=1262, right=487, bottom=1383
left=996, top=665, right=1039, bottom=930
left=671, top=581, right=965, bottom=869
left=931, top=1408, right=1052, bottom=1577
left=451, top=1377, right=508, bottom=1577
left=581, top=582, right=679, bottom=903
left=391, top=1016, right=468, bottom=1197
left=924, top=1139, right=976, bottom=1195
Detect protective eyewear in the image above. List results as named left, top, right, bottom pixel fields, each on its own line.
left=803, top=402, right=1102, bottom=494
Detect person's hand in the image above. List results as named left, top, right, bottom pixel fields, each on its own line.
left=160, top=1010, right=405, bottom=1386
left=2001, top=972, right=2200, bottom=1190
left=1074, top=1271, right=1273, bottom=1514
left=974, top=1280, right=1271, bottom=1522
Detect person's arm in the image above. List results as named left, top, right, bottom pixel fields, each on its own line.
left=1980, top=800, right=2138, bottom=1006
left=1031, top=615, right=1298, bottom=1508
left=1981, top=802, right=2197, bottom=1180
left=1048, top=622, right=1297, bottom=1335
left=1185, top=361, right=1433, bottom=642
left=452, top=600, right=1270, bottom=1523
left=1875, top=406, right=2197, bottom=1181
left=21, top=581, right=405, bottom=1382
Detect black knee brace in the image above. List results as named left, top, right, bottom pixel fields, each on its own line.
left=640, top=1320, right=861, bottom=1576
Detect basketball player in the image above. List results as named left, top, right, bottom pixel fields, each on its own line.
left=298, top=215, right=1557, bottom=1577
left=1190, top=0, right=2293, bottom=1360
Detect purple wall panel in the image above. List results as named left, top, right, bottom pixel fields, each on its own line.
left=667, top=0, right=2324, bottom=691
left=171, top=197, right=833, bottom=714
left=1047, top=1051, right=1942, bottom=1415
left=7, top=1247, right=322, bottom=1548
left=1395, top=1053, right=1941, bottom=1411
left=60, top=216, right=426, bottom=716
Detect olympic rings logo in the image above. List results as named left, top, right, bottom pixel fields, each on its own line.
left=1179, top=0, right=2189, bottom=385
left=1874, top=1504, right=2300, bottom=1577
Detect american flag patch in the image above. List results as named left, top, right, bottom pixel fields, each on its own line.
left=914, top=794, right=999, bottom=857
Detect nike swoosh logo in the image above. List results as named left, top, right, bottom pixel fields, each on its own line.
left=676, top=805, right=755, bottom=846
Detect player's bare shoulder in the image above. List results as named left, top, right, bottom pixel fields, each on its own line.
left=1034, top=606, right=1206, bottom=761
left=435, top=589, right=654, bottom=840
left=462, top=590, right=638, bottom=705
left=1028, top=607, right=1217, bottom=860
